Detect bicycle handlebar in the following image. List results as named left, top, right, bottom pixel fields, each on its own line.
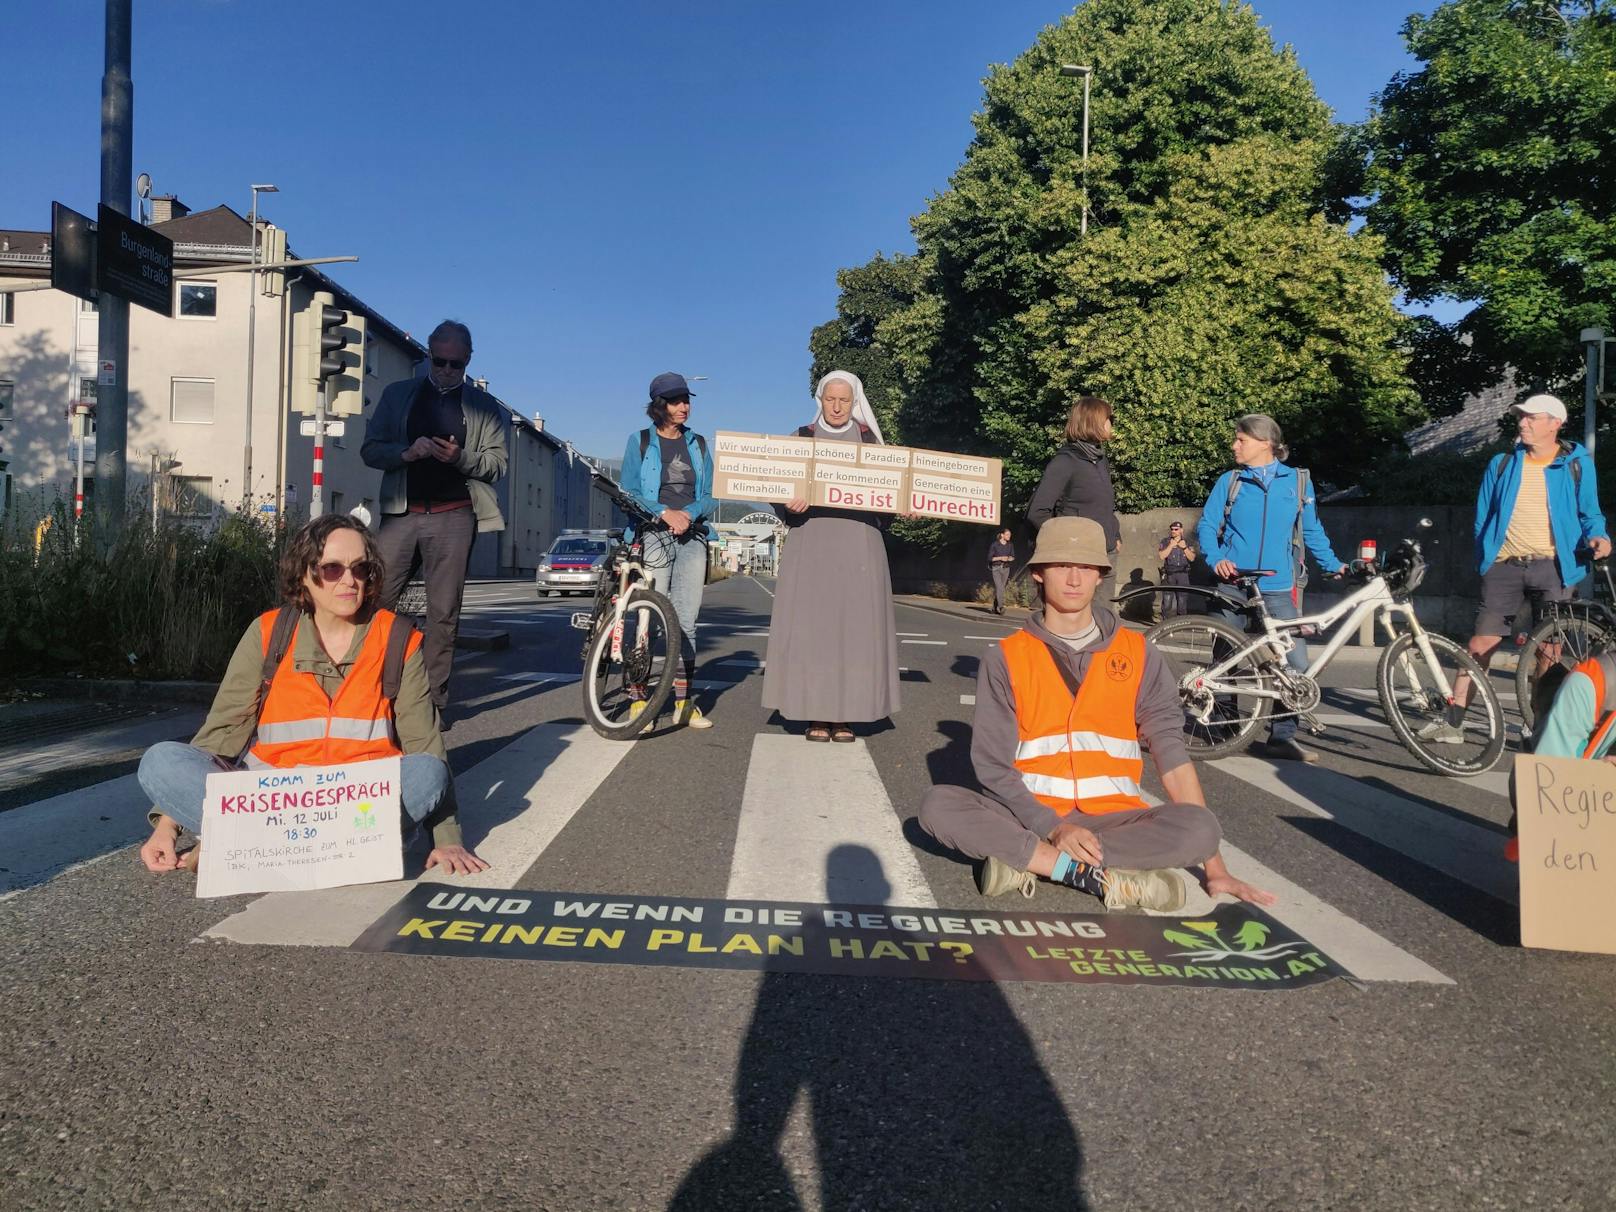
left=590, top=471, right=661, bottom=527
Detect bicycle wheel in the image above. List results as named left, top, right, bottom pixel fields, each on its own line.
left=1514, top=611, right=1613, bottom=733
left=582, top=588, right=679, bottom=740
left=1377, top=632, right=1504, bottom=776
left=1147, top=617, right=1276, bottom=759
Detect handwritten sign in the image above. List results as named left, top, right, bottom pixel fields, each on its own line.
left=712, top=430, right=1002, bottom=525
left=1514, top=754, right=1616, bottom=954
left=195, top=756, right=403, bottom=899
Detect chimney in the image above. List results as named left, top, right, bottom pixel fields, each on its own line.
left=150, top=195, right=189, bottom=224
left=533, top=413, right=544, bottom=432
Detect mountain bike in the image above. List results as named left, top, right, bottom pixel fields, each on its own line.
left=1514, top=557, right=1616, bottom=733
left=571, top=476, right=681, bottom=740
left=1144, top=528, right=1506, bottom=777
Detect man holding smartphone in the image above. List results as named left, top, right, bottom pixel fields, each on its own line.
left=362, top=319, right=508, bottom=716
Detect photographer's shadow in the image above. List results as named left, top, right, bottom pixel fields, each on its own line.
left=669, top=844, right=1086, bottom=1210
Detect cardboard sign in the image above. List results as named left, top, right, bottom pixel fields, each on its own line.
left=1514, top=754, right=1616, bottom=955
left=195, top=756, right=404, bottom=899
left=353, top=889, right=1345, bottom=989
left=712, top=430, right=1002, bottom=525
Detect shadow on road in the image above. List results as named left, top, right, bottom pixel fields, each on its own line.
left=669, top=845, right=1086, bottom=1210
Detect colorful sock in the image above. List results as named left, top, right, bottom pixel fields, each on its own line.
left=674, top=677, right=689, bottom=702
left=1051, top=853, right=1108, bottom=897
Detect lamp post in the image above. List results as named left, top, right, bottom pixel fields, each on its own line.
left=1060, top=64, right=1093, bottom=236
left=244, top=182, right=278, bottom=506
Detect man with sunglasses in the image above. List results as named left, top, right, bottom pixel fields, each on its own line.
left=362, top=320, right=508, bottom=716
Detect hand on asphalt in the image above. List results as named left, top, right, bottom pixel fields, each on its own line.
left=1048, top=819, right=1103, bottom=866
left=1204, top=873, right=1277, bottom=906
left=139, top=822, right=180, bottom=873
left=426, top=845, right=489, bottom=876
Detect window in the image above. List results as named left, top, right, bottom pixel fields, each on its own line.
left=365, top=331, right=377, bottom=376
left=178, top=282, right=217, bottom=319
left=0, top=380, right=13, bottom=419
left=77, top=378, right=98, bottom=434
left=80, top=296, right=98, bottom=313
left=170, top=378, right=215, bottom=425
left=0, top=292, right=14, bottom=325
left=171, top=476, right=213, bottom=519
left=330, top=490, right=344, bottom=516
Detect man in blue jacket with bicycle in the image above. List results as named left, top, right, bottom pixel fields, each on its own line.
left=1432, top=395, right=1609, bottom=745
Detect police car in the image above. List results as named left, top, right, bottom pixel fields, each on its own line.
left=535, top=530, right=610, bottom=597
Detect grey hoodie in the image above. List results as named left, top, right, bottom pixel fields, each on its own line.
left=971, top=606, right=1190, bottom=837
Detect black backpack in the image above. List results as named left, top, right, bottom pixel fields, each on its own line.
left=639, top=428, right=709, bottom=462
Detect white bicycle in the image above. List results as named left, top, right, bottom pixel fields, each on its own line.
left=1140, top=528, right=1506, bottom=777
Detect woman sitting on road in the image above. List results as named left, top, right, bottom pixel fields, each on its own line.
left=136, top=514, right=487, bottom=876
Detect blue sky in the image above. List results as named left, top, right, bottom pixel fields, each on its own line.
left=3, top=1, right=1434, bottom=459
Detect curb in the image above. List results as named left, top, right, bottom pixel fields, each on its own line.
left=6, top=676, right=217, bottom=705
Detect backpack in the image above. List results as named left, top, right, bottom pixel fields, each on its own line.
left=1574, top=651, right=1616, bottom=760
left=1217, top=466, right=1312, bottom=588
left=638, top=428, right=708, bottom=463
left=255, top=608, right=417, bottom=729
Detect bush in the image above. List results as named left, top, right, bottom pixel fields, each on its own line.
left=0, top=490, right=283, bottom=681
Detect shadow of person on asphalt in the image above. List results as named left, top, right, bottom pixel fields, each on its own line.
left=668, top=844, right=1087, bottom=1211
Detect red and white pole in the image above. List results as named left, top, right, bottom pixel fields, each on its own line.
left=310, top=380, right=326, bottom=518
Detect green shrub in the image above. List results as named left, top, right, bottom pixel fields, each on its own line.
left=0, top=490, right=282, bottom=681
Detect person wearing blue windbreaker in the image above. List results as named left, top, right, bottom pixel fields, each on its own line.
left=1432, top=394, right=1610, bottom=745
left=618, top=372, right=717, bottom=730
left=1197, top=413, right=1347, bottom=763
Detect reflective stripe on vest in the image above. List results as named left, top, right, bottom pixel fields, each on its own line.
left=249, top=608, right=417, bottom=768
left=1002, top=626, right=1148, bottom=816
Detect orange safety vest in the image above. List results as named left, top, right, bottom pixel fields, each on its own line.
left=1573, top=652, right=1616, bottom=759
left=247, top=608, right=421, bottom=769
left=1001, top=626, right=1148, bottom=816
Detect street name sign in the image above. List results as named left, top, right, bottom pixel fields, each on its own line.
left=49, top=202, right=97, bottom=303
left=1515, top=754, right=1616, bottom=955
left=96, top=203, right=173, bottom=316
left=712, top=430, right=1003, bottom=525
left=195, top=756, right=404, bottom=898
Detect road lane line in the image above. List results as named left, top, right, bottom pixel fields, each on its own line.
left=0, top=774, right=152, bottom=899
left=202, top=722, right=634, bottom=947
left=1210, top=755, right=1517, bottom=905
left=726, top=734, right=934, bottom=907
left=897, top=632, right=928, bottom=637
left=964, top=635, right=1011, bottom=641
left=1139, top=792, right=1451, bottom=984
left=960, top=695, right=976, bottom=706
left=748, top=576, right=775, bottom=598
left=901, top=640, right=947, bottom=645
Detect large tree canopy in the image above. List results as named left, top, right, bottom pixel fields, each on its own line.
left=1353, top=0, right=1616, bottom=409
left=811, top=0, right=1420, bottom=515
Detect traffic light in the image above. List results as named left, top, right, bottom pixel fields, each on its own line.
left=293, top=290, right=366, bottom=415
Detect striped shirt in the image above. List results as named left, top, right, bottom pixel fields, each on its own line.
left=1498, top=455, right=1557, bottom=560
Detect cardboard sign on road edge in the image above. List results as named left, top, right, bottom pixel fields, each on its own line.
left=1514, top=753, right=1616, bottom=955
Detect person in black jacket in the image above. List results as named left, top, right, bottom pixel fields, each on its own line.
left=1027, top=395, right=1121, bottom=599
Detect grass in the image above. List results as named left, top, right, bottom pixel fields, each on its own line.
left=0, top=491, right=282, bottom=681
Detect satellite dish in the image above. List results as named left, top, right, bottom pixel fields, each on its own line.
left=136, top=173, right=152, bottom=199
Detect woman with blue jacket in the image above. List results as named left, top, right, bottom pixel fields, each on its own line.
left=618, top=372, right=717, bottom=730
left=1196, top=413, right=1347, bottom=763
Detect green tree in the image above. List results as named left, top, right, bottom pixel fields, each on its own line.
left=811, top=0, right=1421, bottom=515
left=1354, top=0, right=1616, bottom=407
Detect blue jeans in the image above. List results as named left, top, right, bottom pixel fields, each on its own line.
left=137, top=742, right=450, bottom=835
left=642, top=529, right=707, bottom=682
left=1221, top=589, right=1308, bottom=743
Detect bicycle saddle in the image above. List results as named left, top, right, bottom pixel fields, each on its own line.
left=1228, top=568, right=1277, bottom=583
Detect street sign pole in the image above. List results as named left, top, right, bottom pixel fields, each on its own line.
left=1582, top=326, right=1604, bottom=457
left=95, top=0, right=133, bottom=537
left=311, top=381, right=327, bottom=520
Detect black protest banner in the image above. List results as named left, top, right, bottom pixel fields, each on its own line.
left=352, top=888, right=1346, bottom=990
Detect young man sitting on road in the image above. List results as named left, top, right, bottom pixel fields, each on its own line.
left=918, top=516, right=1274, bottom=911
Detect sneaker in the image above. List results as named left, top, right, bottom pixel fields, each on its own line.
left=1253, top=738, right=1318, bottom=763
left=1415, top=719, right=1464, bottom=744
left=1101, top=868, right=1186, bottom=913
left=677, top=701, right=713, bottom=730
left=627, top=700, right=649, bottom=724
left=977, top=855, right=1036, bottom=899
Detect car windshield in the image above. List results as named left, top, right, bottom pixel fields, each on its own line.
left=551, top=539, right=605, bottom=557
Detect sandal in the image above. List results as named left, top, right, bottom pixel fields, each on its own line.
left=805, top=723, right=832, bottom=743
left=830, top=724, right=856, bottom=743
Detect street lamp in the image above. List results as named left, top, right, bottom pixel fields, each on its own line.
left=244, top=182, right=279, bottom=505
left=1060, top=64, right=1093, bottom=236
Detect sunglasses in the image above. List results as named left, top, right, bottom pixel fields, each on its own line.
left=431, top=356, right=466, bottom=370
left=314, top=559, right=377, bottom=584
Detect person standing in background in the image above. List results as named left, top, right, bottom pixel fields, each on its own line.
left=988, top=527, right=1016, bottom=614
left=1157, top=521, right=1195, bottom=618
left=1027, top=396, right=1122, bottom=603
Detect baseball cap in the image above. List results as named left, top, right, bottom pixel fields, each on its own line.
left=648, top=372, right=697, bottom=403
left=1027, top=517, right=1112, bottom=571
left=1511, top=393, right=1567, bottom=421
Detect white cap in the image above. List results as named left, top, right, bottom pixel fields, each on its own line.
left=1511, top=393, right=1568, bottom=421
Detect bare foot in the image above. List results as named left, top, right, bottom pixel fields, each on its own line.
left=177, top=845, right=202, bottom=872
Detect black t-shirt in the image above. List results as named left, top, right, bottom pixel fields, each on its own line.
left=989, top=539, right=1015, bottom=566
left=658, top=434, right=696, bottom=511
left=405, top=381, right=470, bottom=503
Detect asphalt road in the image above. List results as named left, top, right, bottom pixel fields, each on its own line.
left=2, top=575, right=1613, bottom=1211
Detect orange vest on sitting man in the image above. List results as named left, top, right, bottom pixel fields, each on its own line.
left=248, top=608, right=421, bottom=769
left=1001, top=626, right=1147, bottom=816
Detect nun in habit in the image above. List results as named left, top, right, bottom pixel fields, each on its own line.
left=762, top=370, right=900, bottom=743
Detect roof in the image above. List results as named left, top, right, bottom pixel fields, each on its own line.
left=150, top=204, right=252, bottom=248
left=1405, top=374, right=1521, bottom=457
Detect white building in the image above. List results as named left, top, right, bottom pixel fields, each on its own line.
left=0, top=198, right=622, bottom=572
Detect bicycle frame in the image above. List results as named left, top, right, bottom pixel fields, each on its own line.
left=573, top=537, right=656, bottom=658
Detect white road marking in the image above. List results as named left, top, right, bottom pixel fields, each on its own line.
left=726, top=734, right=934, bottom=907
left=0, top=774, right=152, bottom=899
left=964, top=635, right=1011, bottom=641
left=748, top=576, right=775, bottom=598
left=897, top=632, right=928, bottom=637
left=901, top=639, right=947, bottom=646
left=203, top=722, right=634, bottom=947
left=1140, top=792, right=1452, bottom=984
left=960, top=695, right=976, bottom=706
left=1210, top=755, right=1517, bottom=905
